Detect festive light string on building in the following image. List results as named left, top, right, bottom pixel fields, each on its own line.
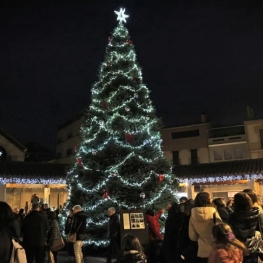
left=178, top=174, right=263, bottom=184
left=0, top=177, right=66, bottom=184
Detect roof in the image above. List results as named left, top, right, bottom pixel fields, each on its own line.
left=0, top=161, right=68, bottom=184
left=0, top=128, right=27, bottom=151
left=173, top=158, right=263, bottom=184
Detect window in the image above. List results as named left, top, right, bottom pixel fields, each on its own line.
left=191, top=149, right=198, bottom=164
left=171, top=129, right=199, bottom=139
left=234, top=149, right=243, bottom=159
left=172, top=151, right=180, bottom=165
left=260, top=129, right=263, bottom=149
left=224, top=150, right=232, bottom=160
left=66, top=149, right=73, bottom=156
left=214, top=150, right=222, bottom=161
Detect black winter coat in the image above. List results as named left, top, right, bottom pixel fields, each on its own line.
left=228, top=207, right=263, bottom=243
left=217, top=207, right=229, bottom=223
left=108, top=213, right=120, bottom=238
left=119, top=250, right=147, bottom=263
left=70, top=211, right=88, bottom=241
left=162, top=206, right=193, bottom=263
left=0, top=220, right=20, bottom=263
left=21, top=210, right=49, bottom=247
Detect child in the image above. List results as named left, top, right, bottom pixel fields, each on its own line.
left=208, top=223, right=247, bottom=263
left=119, top=234, right=147, bottom=263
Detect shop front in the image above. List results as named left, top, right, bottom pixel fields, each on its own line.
left=0, top=161, right=68, bottom=210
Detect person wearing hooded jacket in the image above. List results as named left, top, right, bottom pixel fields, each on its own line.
left=70, top=205, right=88, bottom=263
left=189, top=192, right=222, bottom=263
left=228, top=192, right=263, bottom=263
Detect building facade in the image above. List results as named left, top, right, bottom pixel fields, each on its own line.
left=55, top=114, right=84, bottom=164
left=54, top=113, right=263, bottom=201
left=0, top=127, right=68, bottom=209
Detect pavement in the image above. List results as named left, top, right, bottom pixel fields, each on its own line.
left=56, top=251, right=110, bottom=263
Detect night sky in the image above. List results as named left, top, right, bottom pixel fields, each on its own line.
left=1, top=0, right=263, bottom=149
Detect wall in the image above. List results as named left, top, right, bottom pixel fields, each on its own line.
left=209, top=142, right=249, bottom=162
left=0, top=135, right=25, bottom=161
left=56, top=117, right=84, bottom=163
left=245, top=119, right=263, bottom=159
left=161, top=123, right=210, bottom=164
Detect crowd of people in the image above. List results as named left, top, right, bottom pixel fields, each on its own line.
left=144, top=189, right=263, bottom=263
left=1, top=189, right=263, bottom=263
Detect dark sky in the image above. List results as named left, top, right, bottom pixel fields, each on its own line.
left=1, top=0, right=263, bottom=149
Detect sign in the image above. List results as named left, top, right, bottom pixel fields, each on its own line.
left=120, top=209, right=148, bottom=247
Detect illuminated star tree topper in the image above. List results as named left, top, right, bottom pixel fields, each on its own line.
left=114, top=8, right=129, bottom=23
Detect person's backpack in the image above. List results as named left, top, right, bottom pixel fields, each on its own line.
left=9, top=238, right=27, bottom=263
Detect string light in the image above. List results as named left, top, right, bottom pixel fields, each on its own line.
left=0, top=177, right=66, bottom=184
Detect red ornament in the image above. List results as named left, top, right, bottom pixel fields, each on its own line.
left=100, top=101, right=108, bottom=110
left=76, top=158, right=83, bottom=167
left=158, top=174, right=164, bottom=183
left=102, top=189, right=109, bottom=200
left=125, top=133, right=134, bottom=144
left=126, top=40, right=133, bottom=45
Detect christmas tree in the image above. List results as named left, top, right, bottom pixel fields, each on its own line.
left=65, top=8, right=177, bottom=247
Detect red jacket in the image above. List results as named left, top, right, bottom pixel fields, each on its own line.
left=146, top=210, right=164, bottom=241
left=208, top=247, right=243, bottom=263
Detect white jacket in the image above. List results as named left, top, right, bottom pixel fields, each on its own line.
left=189, top=206, right=222, bottom=258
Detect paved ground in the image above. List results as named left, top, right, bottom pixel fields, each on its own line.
left=56, top=251, right=110, bottom=263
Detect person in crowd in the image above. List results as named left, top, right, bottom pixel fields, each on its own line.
left=145, top=208, right=165, bottom=241
left=208, top=223, right=247, bottom=263
left=16, top=208, right=25, bottom=227
left=243, top=189, right=262, bottom=211
left=179, top=196, right=188, bottom=204
left=226, top=199, right=234, bottom=213
left=228, top=192, right=262, bottom=263
left=179, top=199, right=198, bottom=263
left=118, top=234, right=147, bottom=263
left=166, top=201, right=175, bottom=210
left=162, top=199, right=197, bottom=263
left=21, top=202, right=49, bottom=263
left=69, top=205, right=88, bottom=263
left=13, top=207, right=19, bottom=215
left=65, top=209, right=75, bottom=261
left=0, top=201, right=20, bottom=263
left=106, top=207, right=121, bottom=263
left=47, top=211, right=61, bottom=263
left=213, top=198, right=229, bottom=223
left=189, top=192, right=222, bottom=263
left=42, top=203, right=51, bottom=214
left=25, top=201, right=29, bottom=215
left=31, top=193, right=39, bottom=204
left=145, top=208, right=165, bottom=263
left=55, top=205, right=63, bottom=219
